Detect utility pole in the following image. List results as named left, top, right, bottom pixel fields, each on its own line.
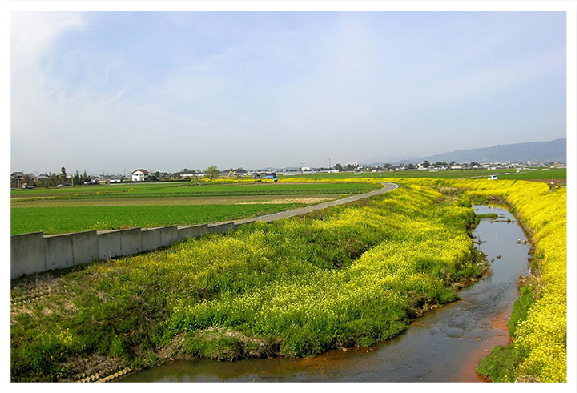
left=329, top=158, right=331, bottom=169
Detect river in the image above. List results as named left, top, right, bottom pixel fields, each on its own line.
left=120, top=205, right=530, bottom=382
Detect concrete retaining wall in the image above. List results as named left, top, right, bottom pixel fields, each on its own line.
left=160, top=226, right=178, bottom=247
left=98, top=230, right=122, bottom=260
left=11, top=232, right=45, bottom=279
left=207, top=222, right=233, bottom=234
left=177, top=224, right=208, bottom=240
left=10, top=222, right=238, bottom=280
left=71, top=231, right=99, bottom=264
left=120, top=228, right=142, bottom=256
left=141, top=227, right=162, bottom=252
left=44, top=234, right=74, bottom=271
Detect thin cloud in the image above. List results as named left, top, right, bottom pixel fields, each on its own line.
left=9, top=11, right=567, bottom=173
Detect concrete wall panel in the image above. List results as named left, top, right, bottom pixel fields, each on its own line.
left=177, top=224, right=208, bottom=240
left=120, top=228, right=142, bottom=256
left=44, top=234, right=74, bottom=271
left=141, top=227, right=162, bottom=252
left=160, top=226, right=178, bottom=247
left=71, top=230, right=99, bottom=264
left=207, top=222, right=233, bottom=235
left=10, top=232, right=45, bottom=280
left=98, top=230, right=122, bottom=260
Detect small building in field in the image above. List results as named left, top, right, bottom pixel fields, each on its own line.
left=131, top=169, right=150, bottom=182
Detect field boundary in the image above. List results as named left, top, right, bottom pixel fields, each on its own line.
left=10, top=183, right=398, bottom=280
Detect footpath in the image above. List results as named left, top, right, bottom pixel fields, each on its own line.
left=233, top=182, right=399, bottom=224
left=11, top=182, right=398, bottom=280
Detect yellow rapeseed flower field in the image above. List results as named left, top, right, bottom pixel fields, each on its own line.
left=10, top=177, right=565, bottom=383
left=396, top=178, right=567, bottom=382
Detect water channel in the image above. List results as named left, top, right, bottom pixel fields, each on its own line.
left=120, top=205, right=531, bottom=382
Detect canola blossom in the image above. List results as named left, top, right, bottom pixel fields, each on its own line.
left=165, top=184, right=481, bottom=357
left=10, top=177, right=565, bottom=383
left=396, top=178, right=567, bottom=383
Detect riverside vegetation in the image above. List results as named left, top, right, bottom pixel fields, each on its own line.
left=11, top=182, right=486, bottom=382
left=399, top=178, right=567, bottom=383
left=10, top=178, right=566, bottom=383
left=456, top=179, right=566, bottom=383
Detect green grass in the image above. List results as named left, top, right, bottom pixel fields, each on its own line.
left=10, top=182, right=378, bottom=235
left=10, top=204, right=305, bottom=235
left=475, top=284, right=538, bottom=382
left=286, top=168, right=566, bottom=181
left=476, top=345, right=519, bottom=382
left=11, top=181, right=378, bottom=200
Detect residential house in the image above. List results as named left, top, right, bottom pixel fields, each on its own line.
left=109, top=176, right=124, bottom=183
left=35, top=173, right=49, bottom=183
left=131, top=169, right=150, bottom=182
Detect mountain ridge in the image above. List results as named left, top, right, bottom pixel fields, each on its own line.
left=367, top=138, right=566, bottom=166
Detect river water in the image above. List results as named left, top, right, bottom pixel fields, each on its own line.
left=120, top=205, right=531, bottom=383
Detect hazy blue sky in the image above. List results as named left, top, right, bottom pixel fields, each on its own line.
left=9, top=8, right=569, bottom=174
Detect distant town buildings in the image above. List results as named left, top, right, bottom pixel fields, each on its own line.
left=10, top=159, right=566, bottom=189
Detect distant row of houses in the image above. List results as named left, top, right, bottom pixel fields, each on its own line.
left=10, top=169, right=146, bottom=188
left=10, top=168, right=203, bottom=188
left=11, top=161, right=566, bottom=189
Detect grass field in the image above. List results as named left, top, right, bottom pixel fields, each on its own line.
left=286, top=168, right=566, bottom=183
left=10, top=203, right=306, bottom=235
left=10, top=181, right=379, bottom=235
left=11, top=171, right=565, bottom=235
left=10, top=181, right=378, bottom=200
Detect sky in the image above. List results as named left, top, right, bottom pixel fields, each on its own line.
left=7, top=4, right=572, bottom=174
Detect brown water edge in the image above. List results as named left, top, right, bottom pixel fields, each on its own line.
left=457, top=304, right=514, bottom=383
left=118, top=205, right=530, bottom=383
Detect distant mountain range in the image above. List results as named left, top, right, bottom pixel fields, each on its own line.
left=372, top=138, right=567, bottom=166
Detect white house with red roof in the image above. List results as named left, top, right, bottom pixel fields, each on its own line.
left=131, top=169, right=150, bottom=182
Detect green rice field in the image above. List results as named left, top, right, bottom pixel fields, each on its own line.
left=10, top=204, right=307, bottom=235
left=288, top=167, right=566, bottom=182
left=10, top=181, right=378, bottom=235
left=10, top=181, right=378, bottom=200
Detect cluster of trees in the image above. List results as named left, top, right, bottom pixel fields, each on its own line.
left=12, top=167, right=93, bottom=188
left=334, top=163, right=359, bottom=172
left=71, top=169, right=92, bottom=186
left=41, top=168, right=93, bottom=187
left=204, top=166, right=220, bottom=180
left=183, top=166, right=242, bottom=180
left=173, top=166, right=221, bottom=181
